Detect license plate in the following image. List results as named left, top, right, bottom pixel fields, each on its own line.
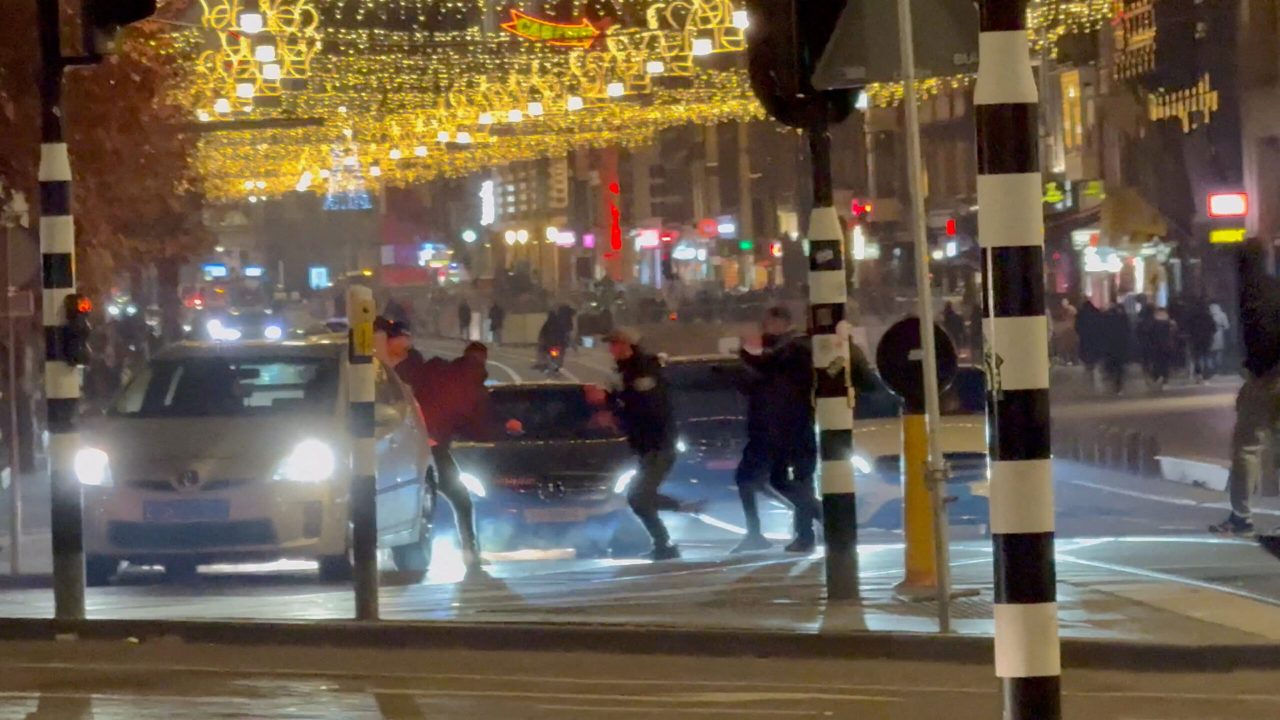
left=143, top=499, right=230, bottom=523
left=524, top=507, right=588, bottom=524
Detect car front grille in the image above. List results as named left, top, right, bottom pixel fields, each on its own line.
left=495, top=475, right=612, bottom=502
left=108, top=520, right=277, bottom=550
left=127, top=478, right=252, bottom=493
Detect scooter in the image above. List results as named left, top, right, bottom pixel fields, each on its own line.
left=544, top=345, right=564, bottom=376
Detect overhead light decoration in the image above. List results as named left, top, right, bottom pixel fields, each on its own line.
left=478, top=112, right=494, bottom=125
left=606, top=82, right=625, bottom=97
left=731, top=10, right=749, bottom=29
left=194, top=0, right=321, bottom=118
left=436, top=130, right=451, bottom=142
left=646, top=60, right=665, bottom=74
left=567, top=95, right=585, bottom=111
left=388, top=148, right=402, bottom=160
left=691, top=37, right=714, bottom=56
left=527, top=101, right=544, bottom=117
left=414, top=145, right=428, bottom=157
left=455, top=131, right=473, bottom=145
left=507, top=109, right=524, bottom=123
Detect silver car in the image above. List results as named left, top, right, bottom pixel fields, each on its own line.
left=78, top=338, right=437, bottom=584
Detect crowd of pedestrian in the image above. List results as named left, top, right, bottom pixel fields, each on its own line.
left=1067, top=294, right=1230, bottom=393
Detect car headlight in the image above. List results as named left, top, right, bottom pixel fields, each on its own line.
left=851, top=455, right=872, bottom=474
left=274, top=439, right=337, bottom=483
left=206, top=319, right=242, bottom=342
left=264, top=325, right=283, bottom=340
left=75, top=447, right=112, bottom=487
left=613, top=469, right=637, bottom=494
left=459, top=472, right=486, bottom=498
left=676, top=438, right=687, bottom=453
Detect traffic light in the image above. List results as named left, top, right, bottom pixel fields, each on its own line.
left=61, top=293, right=93, bottom=366
left=85, top=0, right=156, bottom=54
left=743, top=0, right=855, bottom=128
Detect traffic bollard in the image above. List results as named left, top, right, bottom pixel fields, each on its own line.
left=896, top=412, right=937, bottom=596
left=347, top=286, right=379, bottom=621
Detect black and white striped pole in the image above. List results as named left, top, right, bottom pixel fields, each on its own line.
left=974, top=0, right=1060, bottom=715
left=807, top=124, right=858, bottom=601
left=38, top=0, right=86, bottom=620
left=347, top=286, right=379, bottom=620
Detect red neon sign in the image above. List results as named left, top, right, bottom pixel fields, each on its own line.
left=500, top=10, right=604, bottom=48
left=1207, top=192, right=1248, bottom=218
left=608, top=182, right=622, bottom=253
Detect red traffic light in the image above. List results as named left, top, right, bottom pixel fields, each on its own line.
left=945, top=218, right=957, bottom=236
left=1208, top=192, right=1248, bottom=218
left=77, top=295, right=93, bottom=314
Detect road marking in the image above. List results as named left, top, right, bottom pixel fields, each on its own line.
left=1056, top=553, right=1280, bottom=608
left=485, top=358, right=523, bottom=384
left=1062, top=478, right=1280, bottom=519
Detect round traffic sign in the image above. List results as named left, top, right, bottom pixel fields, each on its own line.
left=874, top=317, right=958, bottom=412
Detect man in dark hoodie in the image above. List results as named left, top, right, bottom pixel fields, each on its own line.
left=1211, top=240, right=1280, bottom=536
left=373, top=317, right=483, bottom=567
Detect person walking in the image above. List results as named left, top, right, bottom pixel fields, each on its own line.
left=373, top=317, right=484, bottom=569
left=941, top=301, right=966, bottom=355
left=488, top=302, right=506, bottom=346
left=1210, top=301, right=1231, bottom=373
left=1212, top=241, right=1280, bottom=536
left=1100, top=303, right=1130, bottom=395
left=589, top=328, right=699, bottom=560
left=730, top=307, right=821, bottom=554
left=1147, top=307, right=1178, bottom=389
left=1076, top=299, right=1101, bottom=381
left=457, top=299, right=472, bottom=340
left=1184, top=297, right=1217, bottom=382
left=968, top=302, right=984, bottom=363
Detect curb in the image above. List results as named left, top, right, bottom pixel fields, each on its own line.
left=1157, top=455, right=1229, bottom=492
left=0, top=617, right=1277, bottom=673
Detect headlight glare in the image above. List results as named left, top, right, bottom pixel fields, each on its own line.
left=613, top=469, right=637, bottom=494
left=75, top=447, right=112, bottom=486
left=851, top=455, right=872, bottom=474
left=264, top=325, right=283, bottom=340
left=459, top=472, right=486, bottom=498
left=274, top=439, right=337, bottom=483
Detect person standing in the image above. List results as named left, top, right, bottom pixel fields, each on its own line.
left=1076, top=299, right=1101, bottom=380
left=968, top=302, right=984, bottom=363
left=1211, top=241, right=1280, bottom=536
left=590, top=328, right=698, bottom=560
left=373, top=317, right=483, bottom=568
left=457, top=299, right=472, bottom=340
left=488, top=302, right=506, bottom=346
left=730, top=307, right=820, bottom=554
left=1147, top=307, right=1178, bottom=389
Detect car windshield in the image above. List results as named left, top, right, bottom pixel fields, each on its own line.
left=463, top=387, right=621, bottom=442
left=108, top=356, right=339, bottom=418
left=664, top=361, right=747, bottom=421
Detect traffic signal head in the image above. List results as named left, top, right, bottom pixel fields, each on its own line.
left=86, top=0, right=156, bottom=54
left=744, top=0, right=856, bottom=128
left=61, top=293, right=94, bottom=366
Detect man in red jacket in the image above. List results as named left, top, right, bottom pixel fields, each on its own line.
left=374, top=318, right=483, bottom=568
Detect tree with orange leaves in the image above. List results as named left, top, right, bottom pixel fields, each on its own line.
left=0, top=0, right=210, bottom=299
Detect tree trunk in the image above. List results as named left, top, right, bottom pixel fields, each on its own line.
left=155, top=258, right=183, bottom=344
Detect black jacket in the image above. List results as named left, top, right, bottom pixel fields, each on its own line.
left=1240, top=241, right=1280, bottom=377
left=739, top=332, right=814, bottom=447
left=611, top=349, right=675, bottom=454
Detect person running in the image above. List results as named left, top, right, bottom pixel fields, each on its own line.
left=373, top=317, right=483, bottom=568
left=588, top=328, right=701, bottom=560
left=731, top=306, right=820, bottom=554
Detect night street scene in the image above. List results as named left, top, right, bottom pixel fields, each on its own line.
left=2, top=0, right=1280, bottom=717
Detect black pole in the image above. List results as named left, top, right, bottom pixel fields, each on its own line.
left=37, top=0, right=87, bottom=618
left=805, top=120, right=858, bottom=601
left=974, top=0, right=1061, bottom=716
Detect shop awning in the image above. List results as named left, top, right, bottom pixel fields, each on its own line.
left=1101, top=187, right=1169, bottom=249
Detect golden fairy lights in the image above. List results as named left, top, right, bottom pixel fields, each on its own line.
left=175, top=0, right=758, bottom=200
left=193, top=0, right=321, bottom=116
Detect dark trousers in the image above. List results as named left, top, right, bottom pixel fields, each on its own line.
left=628, top=448, right=679, bottom=548
left=431, top=445, right=479, bottom=552
left=735, top=437, right=819, bottom=541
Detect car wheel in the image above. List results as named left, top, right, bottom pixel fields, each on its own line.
left=318, top=553, right=353, bottom=583
left=392, top=483, right=436, bottom=580
left=86, top=556, right=119, bottom=587
left=163, top=558, right=199, bottom=582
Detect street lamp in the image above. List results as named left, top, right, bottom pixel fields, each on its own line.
left=517, top=229, right=529, bottom=244
left=504, top=230, right=517, bottom=245
left=462, top=229, right=478, bottom=244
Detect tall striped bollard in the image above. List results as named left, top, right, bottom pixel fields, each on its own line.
left=347, top=286, right=379, bottom=620
left=38, top=0, right=85, bottom=620
left=974, top=0, right=1061, bottom=716
left=807, top=125, right=858, bottom=601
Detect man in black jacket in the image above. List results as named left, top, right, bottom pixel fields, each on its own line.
left=731, top=306, right=821, bottom=554
left=594, top=328, right=697, bottom=560
left=1212, top=240, right=1280, bottom=536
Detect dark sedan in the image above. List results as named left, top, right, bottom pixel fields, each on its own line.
left=451, top=383, right=647, bottom=557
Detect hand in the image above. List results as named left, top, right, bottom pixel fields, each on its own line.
left=740, top=334, right=763, bottom=355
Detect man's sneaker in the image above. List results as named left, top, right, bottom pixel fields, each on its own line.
left=649, top=544, right=681, bottom=561
left=1209, top=514, right=1255, bottom=536
left=730, top=534, right=772, bottom=554
left=784, top=537, right=817, bottom=554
